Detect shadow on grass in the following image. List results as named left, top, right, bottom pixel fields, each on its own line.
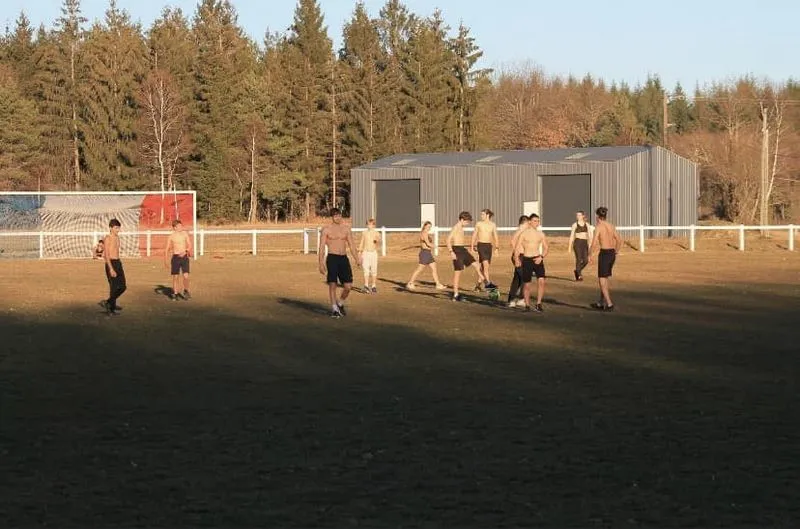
left=1, top=283, right=798, bottom=527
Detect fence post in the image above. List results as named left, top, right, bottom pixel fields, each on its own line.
left=689, top=225, right=696, bottom=252
left=739, top=225, right=745, bottom=251
left=252, top=230, right=257, bottom=256
left=434, top=227, right=440, bottom=257
left=381, top=226, right=387, bottom=257
left=39, top=231, right=44, bottom=259
left=303, top=230, right=309, bottom=255
left=146, top=231, right=152, bottom=257
left=639, top=225, right=645, bottom=253
left=789, top=225, right=795, bottom=252
left=200, top=230, right=205, bottom=256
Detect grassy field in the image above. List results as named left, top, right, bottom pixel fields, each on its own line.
left=1, top=250, right=798, bottom=526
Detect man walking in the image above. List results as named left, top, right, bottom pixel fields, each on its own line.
left=513, top=214, right=549, bottom=312
left=471, top=208, right=499, bottom=289
left=100, top=218, right=126, bottom=316
left=589, top=206, right=621, bottom=311
left=447, top=211, right=486, bottom=302
left=319, top=208, right=360, bottom=318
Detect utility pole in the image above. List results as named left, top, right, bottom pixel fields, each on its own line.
left=662, top=90, right=669, bottom=148
left=760, top=105, right=770, bottom=234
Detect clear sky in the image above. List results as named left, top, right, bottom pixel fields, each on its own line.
left=2, top=0, right=798, bottom=90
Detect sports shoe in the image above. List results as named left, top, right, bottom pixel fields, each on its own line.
left=182, top=290, right=191, bottom=301
left=435, top=283, right=447, bottom=290
left=507, top=300, right=517, bottom=308
left=330, top=310, right=343, bottom=319
left=534, top=303, right=544, bottom=312
left=591, top=302, right=605, bottom=310
left=473, top=282, right=483, bottom=292
left=515, top=299, right=527, bottom=308
left=485, top=281, right=498, bottom=290
left=371, top=287, right=377, bottom=294
left=363, top=285, right=370, bottom=294
left=337, top=303, right=347, bottom=316
left=406, top=282, right=416, bottom=291
left=452, top=293, right=463, bottom=302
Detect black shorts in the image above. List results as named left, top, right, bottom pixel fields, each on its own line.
left=105, top=259, right=126, bottom=283
left=171, top=254, right=190, bottom=275
left=477, top=242, right=493, bottom=263
left=419, top=249, right=435, bottom=265
left=326, top=254, right=353, bottom=285
left=598, top=249, right=616, bottom=278
left=452, top=246, right=475, bottom=271
left=521, top=256, right=546, bottom=283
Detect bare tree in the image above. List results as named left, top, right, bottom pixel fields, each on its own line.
left=138, top=69, right=188, bottom=223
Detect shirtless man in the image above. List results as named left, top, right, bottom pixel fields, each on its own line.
left=513, top=213, right=549, bottom=312
left=471, top=209, right=499, bottom=290
left=319, top=208, right=360, bottom=318
left=165, top=219, right=193, bottom=300
left=588, top=206, right=622, bottom=311
left=99, top=218, right=126, bottom=316
left=447, top=211, right=485, bottom=302
left=506, top=215, right=530, bottom=308
left=358, top=218, right=381, bottom=294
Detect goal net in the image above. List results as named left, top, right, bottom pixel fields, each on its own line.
left=0, top=191, right=196, bottom=259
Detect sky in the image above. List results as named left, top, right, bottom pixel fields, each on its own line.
left=2, top=0, right=798, bottom=90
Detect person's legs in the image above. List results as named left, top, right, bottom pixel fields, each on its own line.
left=508, top=267, right=521, bottom=303
left=575, top=240, right=588, bottom=279
left=408, top=264, right=425, bottom=285
left=341, top=283, right=352, bottom=301
left=430, top=263, right=444, bottom=287
left=108, top=262, right=127, bottom=312
left=600, top=277, right=612, bottom=307
left=536, top=277, right=545, bottom=305
left=470, top=261, right=485, bottom=284
left=183, top=273, right=190, bottom=293
left=328, top=282, right=339, bottom=307
left=453, top=270, right=462, bottom=297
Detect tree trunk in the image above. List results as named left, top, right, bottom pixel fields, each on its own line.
left=248, top=132, right=257, bottom=223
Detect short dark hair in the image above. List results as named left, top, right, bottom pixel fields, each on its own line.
left=518, top=215, right=529, bottom=224
left=109, top=218, right=121, bottom=228
left=172, top=219, right=182, bottom=227
left=458, top=211, right=472, bottom=221
left=529, top=213, right=540, bottom=220
left=329, top=208, right=341, bottom=217
left=577, top=210, right=585, bottom=215
left=596, top=206, right=608, bottom=220
left=482, top=208, right=494, bottom=218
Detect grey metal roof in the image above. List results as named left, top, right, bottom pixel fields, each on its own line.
left=356, top=146, right=652, bottom=169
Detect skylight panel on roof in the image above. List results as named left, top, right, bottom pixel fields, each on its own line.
left=391, top=158, right=416, bottom=166
left=476, top=155, right=502, bottom=163
left=565, top=152, right=591, bottom=160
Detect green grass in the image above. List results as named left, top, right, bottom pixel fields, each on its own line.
left=0, top=251, right=798, bottom=526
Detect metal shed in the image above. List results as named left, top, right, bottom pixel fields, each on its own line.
left=350, top=146, right=698, bottom=232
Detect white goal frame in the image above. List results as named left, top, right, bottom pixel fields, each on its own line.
left=0, top=190, right=198, bottom=260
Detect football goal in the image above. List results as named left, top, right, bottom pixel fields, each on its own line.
left=0, top=191, right=197, bottom=259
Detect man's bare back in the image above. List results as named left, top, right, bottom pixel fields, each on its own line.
left=323, top=222, right=352, bottom=255
left=595, top=222, right=621, bottom=251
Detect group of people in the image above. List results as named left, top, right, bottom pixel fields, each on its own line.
left=98, top=218, right=193, bottom=316
left=318, top=206, right=622, bottom=318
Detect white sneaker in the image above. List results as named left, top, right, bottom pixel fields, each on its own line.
left=507, top=300, right=516, bottom=308
left=515, top=299, right=527, bottom=308
left=435, top=283, right=447, bottom=290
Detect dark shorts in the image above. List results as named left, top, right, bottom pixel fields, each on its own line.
left=521, top=256, right=546, bottom=283
left=326, top=254, right=353, bottom=285
left=477, top=242, right=493, bottom=263
left=452, top=246, right=475, bottom=271
left=598, top=249, right=616, bottom=278
left=171, top=254, right=190, bottom=275
left=419, top=249, right=435, bottom=265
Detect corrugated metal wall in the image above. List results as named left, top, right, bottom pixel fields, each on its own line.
left=351, top=148, right=698, bottom=234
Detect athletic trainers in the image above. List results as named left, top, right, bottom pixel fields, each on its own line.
left=371, top=287, right=377, bottom=294
left=452, top=293, right=463, bottom=302
left=485, top=281, right=498, bottom=290
left=363, top=285, right=370, bottom=294
left=337, top=303, right=347, bottom=316
left=515, top=299, right=527, bottom=308
left=330, top=310, right=342, bottom=319
left=182, top=290, right=191, bottom=301
left=591, top=302, right=605, bottom=310
left=507, top=300, right=517, bottom=308
left=534, top=303, right=544, bottom=312
left=435, top=283, right=447, bottom=290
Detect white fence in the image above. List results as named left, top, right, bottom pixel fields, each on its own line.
left=0, top=224, right=796, bottom=259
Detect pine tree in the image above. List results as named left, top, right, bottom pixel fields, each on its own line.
left=632, top=75, right=665, bottom=144
left=81, top=0, right=148, bottom=189
left=190, top=0, right=257, bottom=219
left=3, top=12, right=36, bottom=89
left=57, top=0, right=87, bottom=189
left=377, top=0, right=413, bottom=153
left=0, top=65, right=44, bottom=189
left=284, top=0, right=334, bottom=209
left=668, top=82, right=694, bottom=134
left=146, top=7, right=195, bottom=96
left=450, top=21, right=491, bottom=151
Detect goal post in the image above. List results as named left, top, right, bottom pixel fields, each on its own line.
left=0, top=190, right=197, bottom=260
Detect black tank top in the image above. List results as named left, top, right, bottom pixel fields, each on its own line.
left=576, top=222, right=588, bottom=233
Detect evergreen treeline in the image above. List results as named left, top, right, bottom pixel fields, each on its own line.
left=1, top=0, right=798, bottom=223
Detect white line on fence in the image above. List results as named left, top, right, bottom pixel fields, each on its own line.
left=0, top=224, right=797, bottom=259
